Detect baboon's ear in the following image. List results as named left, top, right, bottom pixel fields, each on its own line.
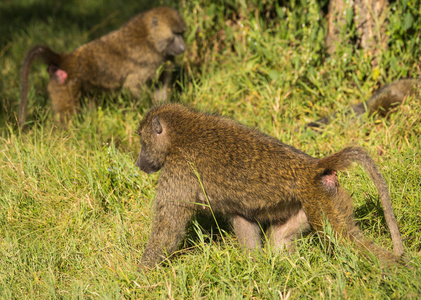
left=151, top=17, right=158, bottom=28
left=152, top=115, right=163, bottom=134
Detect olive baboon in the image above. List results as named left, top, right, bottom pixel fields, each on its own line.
left=19, top=6, right=186, bottom=126
left=135, top=103, right=405, bottom=268
left=307, top=79, right=420, bottom=129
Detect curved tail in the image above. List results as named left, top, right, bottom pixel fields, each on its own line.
left=316, top=146, right=405, bottom=256
left=18, top=46, right=61, bottom=126
left=307, top=78, right=419, bottom=130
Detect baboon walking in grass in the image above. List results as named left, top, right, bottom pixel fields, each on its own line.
left=135, top=103, right=405, bottom=268
left=19, top=6, right=186, bottom=125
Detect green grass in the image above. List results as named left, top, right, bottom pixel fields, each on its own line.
left=1, top=0, right=421, bottom=298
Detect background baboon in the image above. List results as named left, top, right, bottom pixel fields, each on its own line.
left=18, top=6, right=186, bottom=126
left=135, top=103, right=404, bottom=268
left=307, top=79, right=420, bottom=129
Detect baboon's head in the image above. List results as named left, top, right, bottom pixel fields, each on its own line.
left=136, top=112, right=170, bottom=174
left=146, top=6, right=187, bottom=56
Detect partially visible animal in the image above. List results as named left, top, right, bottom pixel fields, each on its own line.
left=307, top=79, right=420, bottom=129
left=19, top=6, right=186, bottom=125
left=135, top=103, right=405, bottom=269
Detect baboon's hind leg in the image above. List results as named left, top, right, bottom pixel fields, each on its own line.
left=267, top=208, right=311, bottom=252
left=231, top=215, right=262, bottom=250
left=303, top=188, right=400, bottom=263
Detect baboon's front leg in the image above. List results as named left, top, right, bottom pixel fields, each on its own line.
left=140, top=203, right=194, bottom=269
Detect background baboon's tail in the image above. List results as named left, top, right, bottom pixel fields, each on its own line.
left=19, top=46, right=61, bottom=126
left=317, top=147, right=405, bottom=256
left=307, top=79, right=420, bottom=129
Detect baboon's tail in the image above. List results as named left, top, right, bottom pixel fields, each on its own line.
left=19, top=46, right=61, bottom=127
left=306, top=78, right=419, bottom=129
left=316, top=146, right=405, bottom=257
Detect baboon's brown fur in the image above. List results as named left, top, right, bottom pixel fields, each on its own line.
left=135, top=104, right=405, bottom=268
